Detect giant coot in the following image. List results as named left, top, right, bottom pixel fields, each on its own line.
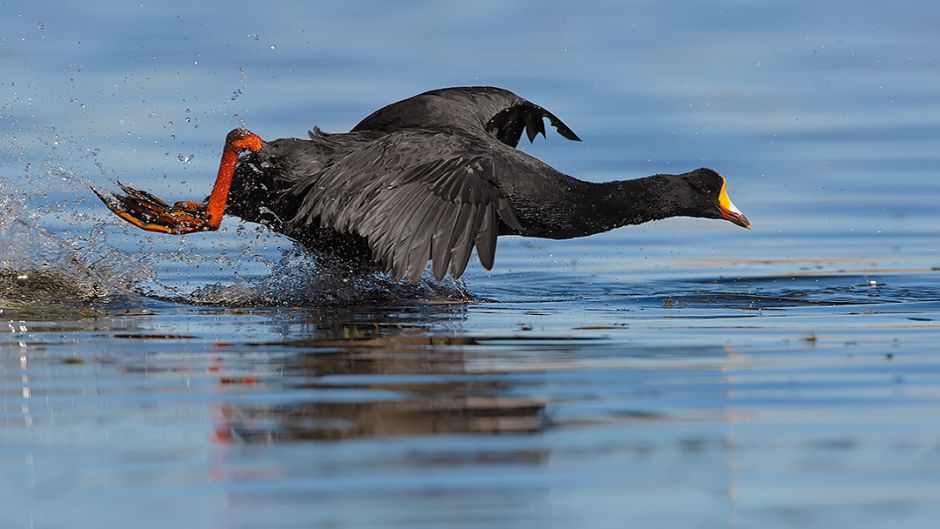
left=94, top=86, right=749, bottom=281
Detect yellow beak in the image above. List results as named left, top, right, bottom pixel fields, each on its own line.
left=718, top=177, right=750, bottom=229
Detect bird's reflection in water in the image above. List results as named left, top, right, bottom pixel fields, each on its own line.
left=212, top=310, right=550, bottom=445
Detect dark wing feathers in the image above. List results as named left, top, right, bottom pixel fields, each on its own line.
left=287, top=133, right=521, bottom=281
left=286, top=87, right=580, bottom=280
left=485, top=101, right=581, bottom=148
left=448, top=204, right=479, bottom=279
left=351, top=87, right=580, bottom=149
left=474, top=206, right=497, bottom=270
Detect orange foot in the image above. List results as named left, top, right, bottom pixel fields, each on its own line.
left=93, top=128, right=264, bottom=234
left=92, top=183, right=212, bottom=234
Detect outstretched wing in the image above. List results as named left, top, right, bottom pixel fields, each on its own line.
left=286, top=130, right=522, bottom=282
left=484, top=100, right=581, bottom=148
left=351, top=86, right=581, bottom=149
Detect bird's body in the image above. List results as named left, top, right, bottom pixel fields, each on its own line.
left=96, top=86, right=749, bottom=281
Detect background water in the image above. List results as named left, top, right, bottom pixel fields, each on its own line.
left=3, top=1, right=940, bottom=528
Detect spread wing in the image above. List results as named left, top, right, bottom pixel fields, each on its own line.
left=286, top=130, right=522, bottom=282
left=351, top=86, right=581, bottom=149
left=484, top=100, right=581, bottom=147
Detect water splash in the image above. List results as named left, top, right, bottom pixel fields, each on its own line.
left=0, top=128, right=151, bottom=316
left=180, top=247, right=475, bottom=307
left=0, top=212, right=147, bottom=318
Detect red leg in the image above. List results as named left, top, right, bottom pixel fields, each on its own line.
left=93, top=128, right=264, bottom=234
left=205, top=128, right=264, bottom=229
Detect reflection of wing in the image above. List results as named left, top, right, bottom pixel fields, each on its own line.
left=287, top=130, right=522, bottom=282
left=352, top=86, right=581, bottom=148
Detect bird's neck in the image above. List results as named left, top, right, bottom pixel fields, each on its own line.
left=555, top=174, right=691, bottom=238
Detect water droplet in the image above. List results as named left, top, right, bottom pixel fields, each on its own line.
left=35, top=23, right=45, bottom=30
left=177, top=154, right=194, bottom=163
left=270, top=43, right=277, bottom=50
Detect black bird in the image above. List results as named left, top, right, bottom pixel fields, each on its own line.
left=94, top=86, right=750, bottom=281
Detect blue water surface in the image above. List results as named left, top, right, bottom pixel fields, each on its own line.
left=2, top=1, right=940, bottom=528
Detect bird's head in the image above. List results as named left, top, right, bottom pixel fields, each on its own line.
left=680, top=168, right=750, bottom=229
